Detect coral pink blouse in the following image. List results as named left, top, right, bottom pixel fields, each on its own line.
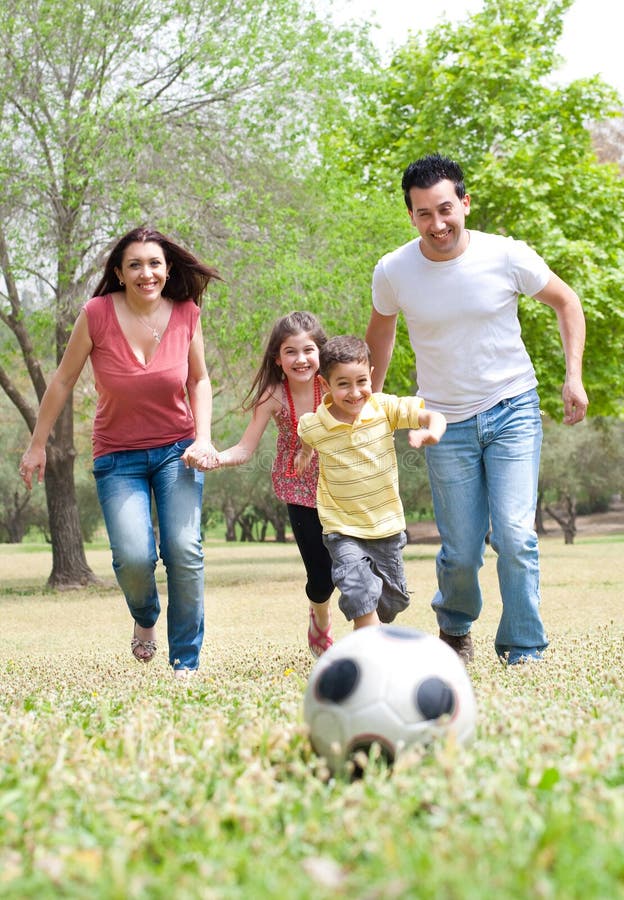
left=84, top=294, right=199, bottom=457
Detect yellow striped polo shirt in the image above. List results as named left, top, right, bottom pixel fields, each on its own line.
left=298, top=392, right=425, bottom=539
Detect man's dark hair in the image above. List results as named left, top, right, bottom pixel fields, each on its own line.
left=319, top=335, right=371, bottom=380
left=401, top=154, right=466, bottom=210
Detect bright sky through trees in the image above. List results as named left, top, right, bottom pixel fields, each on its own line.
left=326, top=0, right=624, bottom=97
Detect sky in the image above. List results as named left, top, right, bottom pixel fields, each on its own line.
left=325, top=0, right=624, bottom=98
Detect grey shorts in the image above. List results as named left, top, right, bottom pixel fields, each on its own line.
left=322, top=531, right=410, bottom=623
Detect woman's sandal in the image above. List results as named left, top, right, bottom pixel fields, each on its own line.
left=131, top=623, right=157, bottom=663
left=308, top=607, right=333, bottom=659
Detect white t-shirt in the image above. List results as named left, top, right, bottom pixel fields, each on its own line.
left=372, top=230, right=551, bottom=422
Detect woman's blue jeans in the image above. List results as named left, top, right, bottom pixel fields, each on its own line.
left=93, top=440, right=205, bottom=671
left=425, top=389, right=548, bottom=659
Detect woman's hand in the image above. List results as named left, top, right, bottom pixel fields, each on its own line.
left=19, top=446, right=47, bottom=490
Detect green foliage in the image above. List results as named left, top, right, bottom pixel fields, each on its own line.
left=395, top=430, right=433, bottom=519
left=203, top=171, right=417, bottom=400
left=0, top=0, right=366, bottom=309
left=0, top=0, right=373, bottom=573
left=323, top=0, right=624, bottom=416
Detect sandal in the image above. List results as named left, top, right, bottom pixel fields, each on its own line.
left=131, top=623, right=157, bottom=663
left=308, top=607, right=333, bottom=659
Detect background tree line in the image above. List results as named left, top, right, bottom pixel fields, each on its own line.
left=1, top=0, right=623, bottom=581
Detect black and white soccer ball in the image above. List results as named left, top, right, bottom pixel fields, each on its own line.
left=303, top=625, right=477, bottom=774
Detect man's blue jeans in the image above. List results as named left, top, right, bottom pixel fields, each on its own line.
left=93, top=440, right=205, bottom=671
left=425, top=389, right=548, bottom=659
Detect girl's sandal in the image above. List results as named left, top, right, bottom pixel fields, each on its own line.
left=131, top=624, right=157, bottom=663
left=308, top=607, right=333, bottom=659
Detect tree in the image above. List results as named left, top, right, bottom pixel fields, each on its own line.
left=538, top=418, right=624, bottom=543
left=0, top=0, right=368, bottom=585
left=324, top=0, right=624, bottom=418
left=0, top=403, right=49, bottom=542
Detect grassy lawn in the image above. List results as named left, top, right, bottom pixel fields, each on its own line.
left=1, top=534, right=623, bottom=898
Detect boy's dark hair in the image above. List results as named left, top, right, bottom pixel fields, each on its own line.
left=319, top=335, right=371, bottom=380
left=401, top=153, right=466, bottom=210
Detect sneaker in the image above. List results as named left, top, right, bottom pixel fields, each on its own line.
left=506, top=648, right=544, bottom=666
left=173, top=668, right=197, bottom=680
left=439, top=629, right=474, bottom=664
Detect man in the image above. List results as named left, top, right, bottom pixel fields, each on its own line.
left=366, top=153, right=588, bottom=665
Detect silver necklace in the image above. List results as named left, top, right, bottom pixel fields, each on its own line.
left=130, top=302, right=164, bottom=343
left=136, top=316, right=162, bottom=343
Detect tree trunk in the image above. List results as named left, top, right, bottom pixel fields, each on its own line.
left=4, top=490, right=29, bottom=543
left=223, top=501, right=238, bottom=541
left=43, top=403, right=98, bottom=588
left=237, top=512, right=256, bottom=542
left=264, top=508, right=287, bottom=542
left=545, top=494, right=577, bottom=546
left=272, top=518, right=286, bottom=543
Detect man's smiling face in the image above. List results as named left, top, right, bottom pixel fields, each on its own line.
left=407, top=179, right=471, bottom=261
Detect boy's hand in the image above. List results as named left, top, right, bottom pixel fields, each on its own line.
left=409, top=410, right=447, bottom=448
left=408, top=428, right=438, bottom=449
left=294, top=448, right=313, bottom=476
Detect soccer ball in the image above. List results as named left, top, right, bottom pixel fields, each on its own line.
left=303, top=625, right=477, bottom=774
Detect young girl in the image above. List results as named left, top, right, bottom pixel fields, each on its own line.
left=205, top=311, right=334, bottom=657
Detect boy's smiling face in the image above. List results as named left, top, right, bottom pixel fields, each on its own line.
left=320, top=360, right=373, bottom=423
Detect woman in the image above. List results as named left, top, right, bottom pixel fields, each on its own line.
left=19, top=226, right=221, bottom=678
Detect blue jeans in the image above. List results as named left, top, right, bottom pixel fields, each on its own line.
left=93, top=440, right=205, bottom=671
left=425, top=390, right=548, bottom=659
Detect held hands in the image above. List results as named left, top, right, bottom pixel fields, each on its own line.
left=199, top=451, right=223, bottom=471
left=188, top=445, right=252, bottom=471
left=181, top=441, right=219, bottom=471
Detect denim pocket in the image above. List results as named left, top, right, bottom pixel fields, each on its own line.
left=506, top=389, right=540, bottom=411
left=92, top=453, right=115, bottom=477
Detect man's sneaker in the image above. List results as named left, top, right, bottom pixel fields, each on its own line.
left=506, top=647, right=544, bottom=666
left=439, top=629, right=474, bottom=665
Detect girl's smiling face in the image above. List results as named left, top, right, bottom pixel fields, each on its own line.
left=276, top=331, right=320, bottom=384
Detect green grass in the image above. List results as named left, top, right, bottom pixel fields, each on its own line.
left=1, top=535, right=623, bottom=898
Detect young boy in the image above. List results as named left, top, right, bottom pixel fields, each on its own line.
left=296, top=335, right=446, bottom=630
